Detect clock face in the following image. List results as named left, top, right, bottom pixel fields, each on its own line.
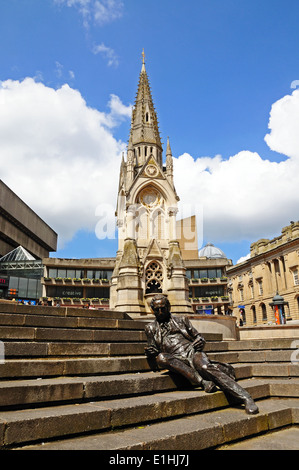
left=139, top=188, right=161, bottom=208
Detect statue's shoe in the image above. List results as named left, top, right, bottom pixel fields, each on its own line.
left=244, top=398, right=259, bottom=414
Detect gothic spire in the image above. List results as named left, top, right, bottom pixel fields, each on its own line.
left=129, top=51, right=163, bottom=167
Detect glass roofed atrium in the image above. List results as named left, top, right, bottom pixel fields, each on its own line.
left=0, top=246, right=43, bottom=302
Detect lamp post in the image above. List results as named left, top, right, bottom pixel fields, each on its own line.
left=269, top=292, right=288, bottom=325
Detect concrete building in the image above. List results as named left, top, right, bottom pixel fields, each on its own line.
left=41, top=257, right=114, bottom=308
left=186, top=243, right=232, bottom=315
left=0, top=180, right=57, bottom=259
left=227, top=221, right=299, bottom=326
left=41, top=243, right=232, bottom=313
left=0, top=180, right=57, bottom=302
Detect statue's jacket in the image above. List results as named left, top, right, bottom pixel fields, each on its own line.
left=144, top=315, right=203, bottom=354
left=145, top=315, right=236, bottom=379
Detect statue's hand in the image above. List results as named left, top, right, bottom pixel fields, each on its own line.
left=145, top=346, right=159, bottom=357
left=192, top=336, right=206, bottom=351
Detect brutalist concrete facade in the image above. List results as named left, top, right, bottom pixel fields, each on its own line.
left=0, top=180, right=57, bottom=259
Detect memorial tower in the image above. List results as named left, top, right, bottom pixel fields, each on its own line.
left=110, top=52, right=191, bottom=315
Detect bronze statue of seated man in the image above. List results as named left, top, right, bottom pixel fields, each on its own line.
left=144, top=294, right=259, bottom=415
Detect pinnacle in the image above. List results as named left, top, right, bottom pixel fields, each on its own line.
left=130, top=59, right=162, bottom=150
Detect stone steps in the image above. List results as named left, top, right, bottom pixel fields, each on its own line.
left=1, top=341, right=146, bottom=358
left=14, top=397, right=299, bottom=450
left=206, top=338, right=298, bottom=352
left=2, top=356, right=297, bottom=381
left=0, top=303, right=129, bottom=319
left=208, top=350, right=297, bottom=363
left=1, top=302, right=299, bottom=450
left=1, top=356, right=252, bottom=380
left=0, top=312, right=148, bottom=331
left=0, top=325, right=146, bottom=343
left=0, top=372, right=176, bottom=409
left=0, top=378, right=273, bottom=449
left=217, top=421, right=299, bottom=450
left=0, top=367, right=255, bottom=410
left=0, top=356, right=151, bottom=379
left=250, top=362, right=299, bottom=378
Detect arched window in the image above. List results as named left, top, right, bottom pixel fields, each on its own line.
left=145, top=112, right=149, bottom=122
left=261, top=303, right=267, bottom=322
left=145, top=261, right=163, bottom=294
left=251, top=305, right=257, bottom=323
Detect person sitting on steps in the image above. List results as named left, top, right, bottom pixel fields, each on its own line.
left=144, top=294, right=259, bottom=415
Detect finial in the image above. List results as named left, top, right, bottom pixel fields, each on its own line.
left=141, top=49, right=146, bottom=72
left=166, top=136, right=172, bottom=156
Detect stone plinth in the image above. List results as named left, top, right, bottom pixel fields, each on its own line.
left=188, top=315, right=238, bottom=340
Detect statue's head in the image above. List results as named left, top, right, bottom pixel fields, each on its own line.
left=150, top=294, right=171, bottom=323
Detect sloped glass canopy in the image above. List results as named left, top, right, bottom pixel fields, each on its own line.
left=0, top=246, right=36, bottom=262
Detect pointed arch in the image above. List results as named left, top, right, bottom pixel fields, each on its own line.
left=130, top=178, right=177, bottom=209
left=250, top=304, right=257, bottom=324
left=145, top=260, right=163, bottom=294
left=260, top=302, right=268, bottom=322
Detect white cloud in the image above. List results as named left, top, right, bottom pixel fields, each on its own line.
left=93, top=43, right=119, bottom=67
left=94, top=0, right=124, bottom=26
left=54, top=61, right=75, bottom=82
left=1, top=77, right=299, bottom=259
left=236, top=253, right=251, bottom=264
left=0, top=77, right=129, bottom=248
left=265, top=89, right=299, bottom=160
left=55, top=61, right=64, bottom=78
left=174, top=89, right=299, bottom=246
left=108, top=94, right=132, bottom=121
left=54, top=1, right=123, bottom=67
left=54, top=0, right=124, bottom=28
left=55, top=0, right=91, bottom=28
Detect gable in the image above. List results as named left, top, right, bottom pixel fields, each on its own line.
left=138, top=156, right=164, bottom=180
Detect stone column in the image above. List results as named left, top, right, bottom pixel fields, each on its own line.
left=115, top=238, right=146, bottom=315
left=166, top=240, right=192, bottom=314
left=279, top=256, right=287, bottom=290
left=126, top=205, right=137, bottom=240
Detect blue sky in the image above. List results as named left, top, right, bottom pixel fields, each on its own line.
left=1, top=0, right=299, bottom=264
